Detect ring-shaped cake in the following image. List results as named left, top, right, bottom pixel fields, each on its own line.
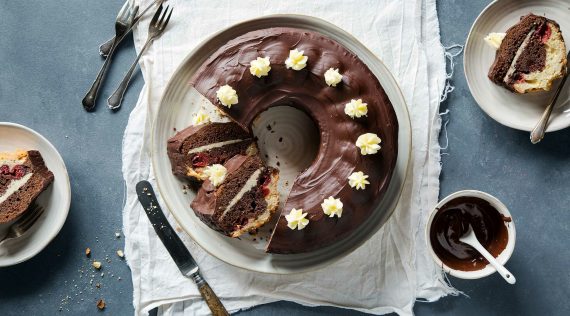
left=189, top=27, right=399, bottom=254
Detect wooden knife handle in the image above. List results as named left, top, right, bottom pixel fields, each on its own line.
left=192, top=273, right=229, bottom=316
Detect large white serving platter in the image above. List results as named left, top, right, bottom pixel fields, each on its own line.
left=0, top=122, right=71, bottom=267
left=151, top=15, right=412, bottom=274
left=465, top=0, right=570, bottom=132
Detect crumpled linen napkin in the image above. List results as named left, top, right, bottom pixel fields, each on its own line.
left=121, top=0, right=457, bottom=315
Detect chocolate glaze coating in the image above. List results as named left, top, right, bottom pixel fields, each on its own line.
left=430, top=197, right=510, bottom=271
left=190, top=27, right=398, bottom=254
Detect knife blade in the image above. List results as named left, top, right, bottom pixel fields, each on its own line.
left=136, top=180, right=229, bottom=316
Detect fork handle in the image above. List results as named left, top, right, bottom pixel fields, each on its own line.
left=530, top=72, right=568, bottom=144
left=107, top=39, right=154, bottom=110
left=82, top=38, right=122, bottom=111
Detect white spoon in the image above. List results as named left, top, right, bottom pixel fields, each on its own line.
left=459, top=225, right=516, bottom=284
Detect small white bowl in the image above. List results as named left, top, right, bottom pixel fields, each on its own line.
left=425, top=190, right=516, bottom=279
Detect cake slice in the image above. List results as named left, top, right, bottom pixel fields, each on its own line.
left=191, top=154, right=279, bottom=237
left=0, top=150, right=54, bottom=223
left=488, top=13, right=567, bottom=93
left=167, top=122, right=257, bottom=182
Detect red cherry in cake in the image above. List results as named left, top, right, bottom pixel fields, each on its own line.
left=258, top=174, right=272, bottom=197
left=0, top=165, right=10, bottom=175
left=12, top=165, right=26, bottom=179
left=191, top=153, right=209, bottom=168
left=538, top=23, right=552, bottom=44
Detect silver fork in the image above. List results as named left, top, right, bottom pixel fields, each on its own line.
left=107, top=4, right=173, bottom=110
left=82, top=3, right=139, bottom=112
left=0, top=204, right=45, bottom=245
left=99, top=0, right=166, bottom=58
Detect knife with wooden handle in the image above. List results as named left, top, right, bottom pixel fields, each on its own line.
left=136, top=180, right=229, bottom=316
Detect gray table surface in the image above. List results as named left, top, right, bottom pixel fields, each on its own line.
left=1, top=0, right=568, bottom=315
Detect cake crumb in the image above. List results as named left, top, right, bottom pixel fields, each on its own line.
left=85, top=248, right=91, bottom=257
left=115, top=232, right=121, bottom=238
left=96, top=299, right=106, bottom=310
left=116, top=250, right=124, bottom=258
left=96, top=283, right=101, bottom=289
left=92, top=261, right=102, bottom=270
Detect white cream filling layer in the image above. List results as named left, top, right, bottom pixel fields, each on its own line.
left=219, top=168, right=262, bottom=220
left=504, top=28, right=536, bottom=84
left=0, top=173, right=33, bottom=204
left=188, top=139, right=245, bottom=154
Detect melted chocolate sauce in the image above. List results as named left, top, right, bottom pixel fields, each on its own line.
left=430, top=196, right=510, bottom=271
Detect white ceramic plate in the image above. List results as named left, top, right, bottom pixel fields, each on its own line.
left=152, top=15, right=412, bottom=274
left=0, top=122, right=71, bottom=267
left=465, top=0, right=570, bottom=132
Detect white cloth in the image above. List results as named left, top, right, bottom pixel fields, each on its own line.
left=122, top=0, right=457, bottom=315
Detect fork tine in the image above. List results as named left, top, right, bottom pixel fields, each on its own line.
left=13, top=203, right=40, bottom=226
left=128, top=5, right=140, bottom=24
left=17, top=205, right=43, bottom=228
left=157, top=5, right=170, bottom=27
left=18, top=207, right=44, bottom=233
left=117, top=1, right=130, bottom=20
left=150, top=4, right=163, bottom=28
left=160, top=7, right=173, bottom=31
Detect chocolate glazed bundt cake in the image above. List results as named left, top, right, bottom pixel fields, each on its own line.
left=0, top=150, right=54, bottom=223
left=488, top=14, right=567, bottom=93
left=186, top=27, right=399, bottom=254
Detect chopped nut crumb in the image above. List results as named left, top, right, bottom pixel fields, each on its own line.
left=96, top=283, right=101, bottom=289
left=96, top=299, right=105, bottom=310
left=116, top=250, right=124, bottom=258
left=85, top=248, right=91, bottom=257
left=92, top=261, right=102, bottom=270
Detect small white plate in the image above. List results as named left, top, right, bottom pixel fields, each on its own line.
left=465, top=0, right=570, bottom=132
left=152, top=15, right=412, bottom=274
left=425, top=190, right=516, bottom=280
left=0, top=122, right=71, bottom=267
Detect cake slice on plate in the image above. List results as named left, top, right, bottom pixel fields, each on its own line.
left=167, top=122, right=258, bottom=182
left=0, top=150, right=54, bottom=223
left=488, top=13, right=567, bottom=93
left=191, top=154, right=279, bottom=237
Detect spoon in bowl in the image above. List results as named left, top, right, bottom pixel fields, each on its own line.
left=459, top=225, right=516, bottom=284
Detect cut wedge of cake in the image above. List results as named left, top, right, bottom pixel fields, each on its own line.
left=488, top=13, right=567, bottom=93
left=0, top=150, right=54, bottom=223
left=167, top=122, right=257, bottom=182
left=191, top=154, right=279, bottom=237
